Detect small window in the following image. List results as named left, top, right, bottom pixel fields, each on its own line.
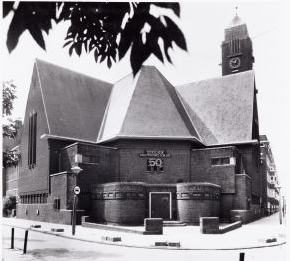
left=82, top=155, right=101, bottom=164
left=221, top=157, right=230, bottom=165
left=211, top=158, right=220, bottom=165
left=211, top=157, right=231, bottom=166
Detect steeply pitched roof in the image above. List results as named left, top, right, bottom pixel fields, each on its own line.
left=175, top=70, right=255, bottom=145
left=32, top=60, right=255, bottom=146
left=35, top=59, right=112, bottom=142
left=98, top=66, right=200, bottom=142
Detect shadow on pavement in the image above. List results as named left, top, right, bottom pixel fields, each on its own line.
left=3, top=237, right=46, bottom=242
left=30, top=248, right=121, bottom=259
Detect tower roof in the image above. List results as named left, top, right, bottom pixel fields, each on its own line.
left=226, top=14, right=244, bottom=29
left=224, top=14, right=249, bottom=41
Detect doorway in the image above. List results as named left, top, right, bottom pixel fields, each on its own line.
left=149, top=192, right=172, bottom=220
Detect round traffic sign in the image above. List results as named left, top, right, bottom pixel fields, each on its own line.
left=73, top=186, right=81, bottom=195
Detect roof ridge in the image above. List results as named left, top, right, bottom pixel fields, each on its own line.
left=34, top=58, right=113, bottom=86
left=175, top=70, right=255, bottom=89
left=156, top=68, right=202, bottom=141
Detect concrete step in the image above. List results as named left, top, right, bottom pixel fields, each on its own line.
left=163, top=221, right=186, bottom=227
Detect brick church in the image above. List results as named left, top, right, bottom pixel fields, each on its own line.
left=16, top=14, right=264, bottom=225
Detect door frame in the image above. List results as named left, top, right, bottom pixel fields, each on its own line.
left=149, top=192, right=172, bottom=220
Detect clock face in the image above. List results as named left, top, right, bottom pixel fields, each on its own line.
left=229, top=57, right=241, bottom=69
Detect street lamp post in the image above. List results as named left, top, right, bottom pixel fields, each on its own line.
left=71, top=166, right=83, bottom=236
left=276, top=185, right=282, bottom=225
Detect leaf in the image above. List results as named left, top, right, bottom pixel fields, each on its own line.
left=28, top=25, right=46, bottom=50
left=69, top=42, right=76, bottom=56
left=152, top=43, right=164, bottom=63
left=6, top=4, right=26, bottom=53
left=94, top=48, right=99, bottom=62
left=3, top=2, right=14, bottom=18
left=107, top=57, right=112, bottom=68
left=63, top=40, right=73, bottom=48
left=164, top=16, right=187, bottom=51
left=74, top=42, right=82, bottom=56
left=100, top=54, right=106, bottom=63
left=130, top=36, right=150, bottom=75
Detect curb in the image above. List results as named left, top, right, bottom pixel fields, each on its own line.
left=3, top=223, right=286, bottom=251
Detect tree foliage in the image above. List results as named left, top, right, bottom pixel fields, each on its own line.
left=2, top=80, right=21, bottom=167
left=2, top=81, right=19, bottom=139
left=4, top=2, right=187, bottom=75
left=2, top=195, right=17, bottom=217
left=3, top=150, right=21, bottom=168
left=2, top=80, right=16, bottom=117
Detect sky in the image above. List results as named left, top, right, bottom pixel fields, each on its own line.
left=1, top=1, right=290, bottom=192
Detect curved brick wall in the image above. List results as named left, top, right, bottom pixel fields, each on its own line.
left=176, top=182, right=221, bottom=224
left=91, top=182, right=146, bottom=225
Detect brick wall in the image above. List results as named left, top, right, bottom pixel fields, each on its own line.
left=60, top=143, right=119, bottom=192
left=176, top=183, right=221, bottom=224
left=109, top=139, right=193, bottom=184
left=19, top=67, right=50, bottom=195
left=237, top=144, right=261, bottom=197
left=91, top=183, right=146, bottom=224
left=190, top=147, right=237, bottom=193
left=17, top=203, right=84, bottom=224
left=233, top=174, right=252, bottom=209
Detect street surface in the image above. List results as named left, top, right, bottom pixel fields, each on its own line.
left=2, top=223, right=286, bottom=261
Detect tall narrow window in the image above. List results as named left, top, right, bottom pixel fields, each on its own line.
left=28, top=112, right=37, bottom=167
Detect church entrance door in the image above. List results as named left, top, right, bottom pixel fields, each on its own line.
left=149, top=192, right=172, bottom=220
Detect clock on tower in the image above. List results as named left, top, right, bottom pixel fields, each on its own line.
left=221, top=14, right=254, bottom=76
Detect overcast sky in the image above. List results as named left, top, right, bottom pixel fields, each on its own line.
left=1, top=1, right=290, bottom=190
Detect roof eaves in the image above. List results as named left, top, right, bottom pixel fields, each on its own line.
left=207, top=139, right=259, bottom=147
left=97, top=134, right=205, bottom=146
left=40, top=134, right=96, bottom=144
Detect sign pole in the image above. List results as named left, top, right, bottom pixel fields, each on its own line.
left=70, top=165, right=82, bottom=236
left=72, top=194, right=77, bottom=235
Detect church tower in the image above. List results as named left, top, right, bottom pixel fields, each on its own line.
left=222, top=13, right=254, bottom=76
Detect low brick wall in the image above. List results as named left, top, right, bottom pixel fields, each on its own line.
left=144, top=218, right=163, bottom=234
left=177, top=183, right=221, bottom=224
left=17, top=204, right=85, bottom=224
left=200, top=217, right=219, bottom=233
left=91, top=182, right=146, bottom=225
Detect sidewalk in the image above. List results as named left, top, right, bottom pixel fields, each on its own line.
left=2, top=213, right=286, bottom=250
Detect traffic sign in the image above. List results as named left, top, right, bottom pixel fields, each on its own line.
left=73, top=186, right=81, bottom=195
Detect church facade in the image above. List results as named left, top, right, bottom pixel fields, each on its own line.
left=16, top=15, right=265, bottom=225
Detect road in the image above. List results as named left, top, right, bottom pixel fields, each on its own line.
left=2, top=224, right=286, bottom=261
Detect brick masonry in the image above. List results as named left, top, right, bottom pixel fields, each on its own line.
left=177, top=183, right=221, bottom=224
left=91, top=183, right=146, bottom=225
left=190, top=147, right=239, bottom=193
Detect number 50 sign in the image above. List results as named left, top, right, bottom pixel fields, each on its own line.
left=147, top=158, right=164, bottom=173
left=148, top=158, right=163, bottom=167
